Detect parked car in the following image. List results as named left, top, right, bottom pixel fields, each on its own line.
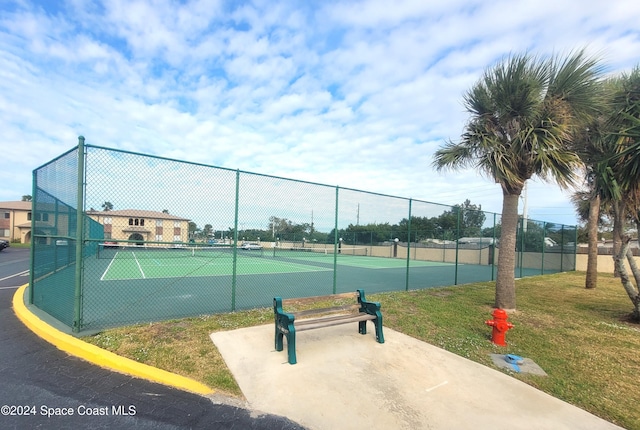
left=0, top=239, right=9, bottom=251
left=240, top=242, right=262, bottom=250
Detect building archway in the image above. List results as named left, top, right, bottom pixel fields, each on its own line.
left=128, top=233, right=144, bottom=246
left=34, top=229, right=47, bottom=245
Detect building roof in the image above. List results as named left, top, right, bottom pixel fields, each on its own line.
left=87, top=209, right=189, bottom=221
left=0, top=201, right=32, bottom=210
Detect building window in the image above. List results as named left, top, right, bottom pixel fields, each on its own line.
left=156, top=219, right=163, bottom=227
left=3, top=212, right=9, bottom=219
left=104, top=217, right=112, bottom=224
left=0, top=228, right=9, bottom=237
left=27, top=212, right=32, bottom=220
left=33, top=213, right=49, bottom=222
left=128, top=218, right=145, bottom=226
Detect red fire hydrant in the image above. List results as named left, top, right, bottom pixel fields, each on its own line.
left=485, top=309, right=514, bottom=346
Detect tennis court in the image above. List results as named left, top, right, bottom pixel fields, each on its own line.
left=95, top=244, right=447, bottom=281
left=34, top=242, right=560, bottom=332
left=66, top=244, right=465, bottom=331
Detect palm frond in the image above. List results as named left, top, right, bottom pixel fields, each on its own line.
left=435, top=49, right=605, bottom=197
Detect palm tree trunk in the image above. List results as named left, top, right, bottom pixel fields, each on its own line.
left=626, top=246, right=640, bottom=287
left=613, top=237, right=640, bottom=321
left=495, top=192, right=519, bottom=311
left=585, top=194, right=600, bottom=289
left=612, top=200, right=626, bottom=277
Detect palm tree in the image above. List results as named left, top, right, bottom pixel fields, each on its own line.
left=433, top=50, right=604, bottom=310
left=607, top=66, right=640, bottom=320
left=610, top=67, right=640, bottom=189
left=570, top=80, right=619, bottom=288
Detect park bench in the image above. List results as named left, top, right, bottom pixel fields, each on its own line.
left=273, top=289, right=384, bottom=364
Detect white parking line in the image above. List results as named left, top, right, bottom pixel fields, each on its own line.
left=0, top=270, right=29, bottom=282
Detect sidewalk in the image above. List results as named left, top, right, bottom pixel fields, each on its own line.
left=211, top=323, right=624, bottom=430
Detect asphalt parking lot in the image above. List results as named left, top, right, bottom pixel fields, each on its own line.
left=0, top=247, right=305, bottom=430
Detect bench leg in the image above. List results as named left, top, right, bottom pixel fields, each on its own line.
left=374, top=313, right=385, bottom=343
left=358, top=320, right=367, bottom=335
left=275, top=326, right=284, bottom=352
left=286, top=325, right=297, bottom=365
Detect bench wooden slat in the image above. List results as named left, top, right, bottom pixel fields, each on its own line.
left=292, top=304, right=360, bottom=318
left=295, top=310, right=369, bottom=326
left=296, top=313, right=376, bottom=332
left=277, top=311, right=365, bottom=333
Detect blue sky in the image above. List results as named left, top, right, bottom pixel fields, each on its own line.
left=1, top=0, right=639, bottom=227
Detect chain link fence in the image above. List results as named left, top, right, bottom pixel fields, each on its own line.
left=29, top=137, right=577, bottom=333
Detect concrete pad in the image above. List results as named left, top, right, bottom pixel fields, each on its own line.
left=210, top=323, right=623, bottom=430
left=490, top=354, right=548, bottom=376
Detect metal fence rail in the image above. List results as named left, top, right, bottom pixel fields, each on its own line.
left=29, top=137, right=577, bottom=333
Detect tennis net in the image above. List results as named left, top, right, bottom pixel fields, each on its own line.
left=96, top=243, right=261, bottom=259
left=272, top=246, right=368, bottom=258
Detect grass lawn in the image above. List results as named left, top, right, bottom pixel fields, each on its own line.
left=85, top=271, right=640, bottom=430
left=8, top=242, right=30, bottom=249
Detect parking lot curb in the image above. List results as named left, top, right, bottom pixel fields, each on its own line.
left=12, top=284, right=214, bottom=396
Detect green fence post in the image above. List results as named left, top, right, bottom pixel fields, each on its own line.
left=332, top=186, right=339, bottom=294
left=454, top=207, right=460, bottom=285
left=541, top=221, right=546, bottom=275
left=232, top=170, right=240, bottom=311
left=73, top=136, right=86, bottom=333
left=491, top=213, right=497, bottom=281
left=560, top=225, right=565, bottom=272
left=29, top=170, right=37, bottom=305
left=405, top=199, right=412, bottom=291
left=370, top=231, right=373, bottom=256
left=573, top=225, right=578, bottom=271
left=518, top=218, right=524, bottom=278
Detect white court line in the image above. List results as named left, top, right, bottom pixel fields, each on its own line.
left=0, top=285, right=21, bottom=290
left=132, top=251, right=146, bottom=279
left=100, top=251, right=119, bottom=281
left=0, top=270, right=29, bottom=282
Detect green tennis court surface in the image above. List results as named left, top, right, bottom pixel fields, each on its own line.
left=74, top=245, right=559, bottom=332
left=97, top=245, right=451, bottom=281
